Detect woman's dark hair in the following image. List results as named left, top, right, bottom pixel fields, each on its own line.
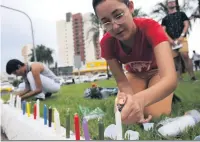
left=6, top=59, right=25, bottom=74
left=92, top=0, right=129, bottom=11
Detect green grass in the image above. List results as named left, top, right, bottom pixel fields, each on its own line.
left=1, top=72, right=200, bottom=140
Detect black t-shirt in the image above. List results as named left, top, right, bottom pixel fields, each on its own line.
left=162, top=12, right=189, bottom=39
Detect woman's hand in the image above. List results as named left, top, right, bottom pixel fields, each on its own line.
left=117, top=92, right=152, bottom=124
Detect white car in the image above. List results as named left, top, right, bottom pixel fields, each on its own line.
left=65, top=76, right=75, bottom=84
left=90, top=73, right=108, bottom=82
left=74, top=75, right=90, bottom=84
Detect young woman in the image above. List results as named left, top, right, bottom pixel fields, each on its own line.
left=92, top=0, right=177, bottom=124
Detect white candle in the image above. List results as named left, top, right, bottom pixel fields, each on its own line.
left=16, top=96, right=19, bottom=109
left=18, top=97, right=21, bottom=110
left=54, top=108, right=61, bottom=135
left=9, top=94, right=13, bottom=106
left=36, top=99, right=40, bottom=119
left=115, top=108, right=123, bottom=140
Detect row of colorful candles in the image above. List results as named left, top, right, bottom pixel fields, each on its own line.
left=9, top=95, right=105, bottom=140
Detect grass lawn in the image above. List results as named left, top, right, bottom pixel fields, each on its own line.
left=1, top=72, right=200, bottom=140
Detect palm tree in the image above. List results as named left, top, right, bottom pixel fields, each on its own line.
left=190, top=0, right=200, bottom=19
left=29, top=44, right=54, bottom=67
left=132, top=8, right=148, bottom=17
left=150, top=0, right=193, bottom=21
left=151, top=0, right=194, bottom=32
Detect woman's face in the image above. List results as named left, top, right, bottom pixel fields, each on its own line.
left=95, top=0, right=135, bottom=41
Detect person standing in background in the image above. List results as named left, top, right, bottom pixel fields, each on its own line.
left=161, top=0, right=197, bottom=81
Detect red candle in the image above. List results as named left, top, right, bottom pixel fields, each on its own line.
left=34, top=104, right=37, bottom=120
left=74, top=113, right=80, bottom=140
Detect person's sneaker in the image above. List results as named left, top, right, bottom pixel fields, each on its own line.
left=45, top=92, right=52, bottom=98
left=191, top=76, right=197, bottom=81
left=32, top=97, right=45, bottom=101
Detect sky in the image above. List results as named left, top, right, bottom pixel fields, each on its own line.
left=1, top=0, right=200, bottom=73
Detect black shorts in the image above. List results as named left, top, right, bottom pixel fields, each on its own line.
left=194, top=60, right=200, bottom=66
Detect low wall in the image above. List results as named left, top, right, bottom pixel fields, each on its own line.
left=0, top=99, right=84, bottom=140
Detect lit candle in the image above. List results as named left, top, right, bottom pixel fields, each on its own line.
left=74, top=113, right=80, bottom=140
left=44, top=104, right=47, bottom=125
left=36, top=99, right=40, bottom=119
left=82, top=118, right=90, bottom=140
left=22, top=101, right=26, bottom=115
left=115, top=109, right=123, bottom=140
left=34, top=103, right=37, bottom=120
left=98, top=117, right=104, bottom=140
left=66, top=108, right=70, bottom=138
left=27, top=102, right=30, bottom=117
left=48, top=107, right=52, bottom=127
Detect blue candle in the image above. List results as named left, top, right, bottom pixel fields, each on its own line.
left=44, top=105, right=47, bottom=125
left=22, top=101, right=26, bottom=115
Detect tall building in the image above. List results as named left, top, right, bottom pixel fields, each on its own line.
left=72, top=13, right=85, bottom=64
left=56, top=12, right=102, bottom=68
left=21, top=44, right=32, bottom=63
left=56, top=12, right=74, bottom=67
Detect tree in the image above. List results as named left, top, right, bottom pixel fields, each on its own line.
left=150, top=0, right=193, bottom=21
left=190, top=0, right=200, bottom=19
left=132, top=8, right=148, bottom=17
left=29, top=44, right=54, bottom=67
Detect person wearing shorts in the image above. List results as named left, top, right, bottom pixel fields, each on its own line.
left=192, top=50, right=200, bottom=71
left=92, top=0, right=177, bottom=124
left=162, top=0, right=197, bottom=81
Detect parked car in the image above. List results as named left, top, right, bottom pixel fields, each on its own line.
left=74, top=75, right=90, bottom=84
left=90, top=73, right=108, bottom=82
left=65, top=76, right=75, bottom=85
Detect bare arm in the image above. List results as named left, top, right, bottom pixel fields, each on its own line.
left=107, top=59, right=133, bottom=95
left=21, top=63, right=44, bottom=100
left=16, top=89, right=30, bottom=97
left=181, top=20, right=189, bottom=36
left=139, top=41, right=177, bottom=106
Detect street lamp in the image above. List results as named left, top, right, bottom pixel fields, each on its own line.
left=1, top=5, right=37, bottom=61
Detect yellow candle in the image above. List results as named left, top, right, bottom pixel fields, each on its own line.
left=26, top=102, right=28, bottom=114
left=53, top=108, right=56, bottom=130
left=27, top=102, right=30, bottom=117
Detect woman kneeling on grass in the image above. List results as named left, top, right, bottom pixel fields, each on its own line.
left=92, top=0, right=178, bottom=124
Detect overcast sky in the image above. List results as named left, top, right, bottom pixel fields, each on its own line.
left=1, top=0, right=200, bottom=73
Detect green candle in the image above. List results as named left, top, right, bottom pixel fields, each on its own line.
left=98, top=117, right=104, bottom=140
left=66, top=108, right=70, bottom=138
